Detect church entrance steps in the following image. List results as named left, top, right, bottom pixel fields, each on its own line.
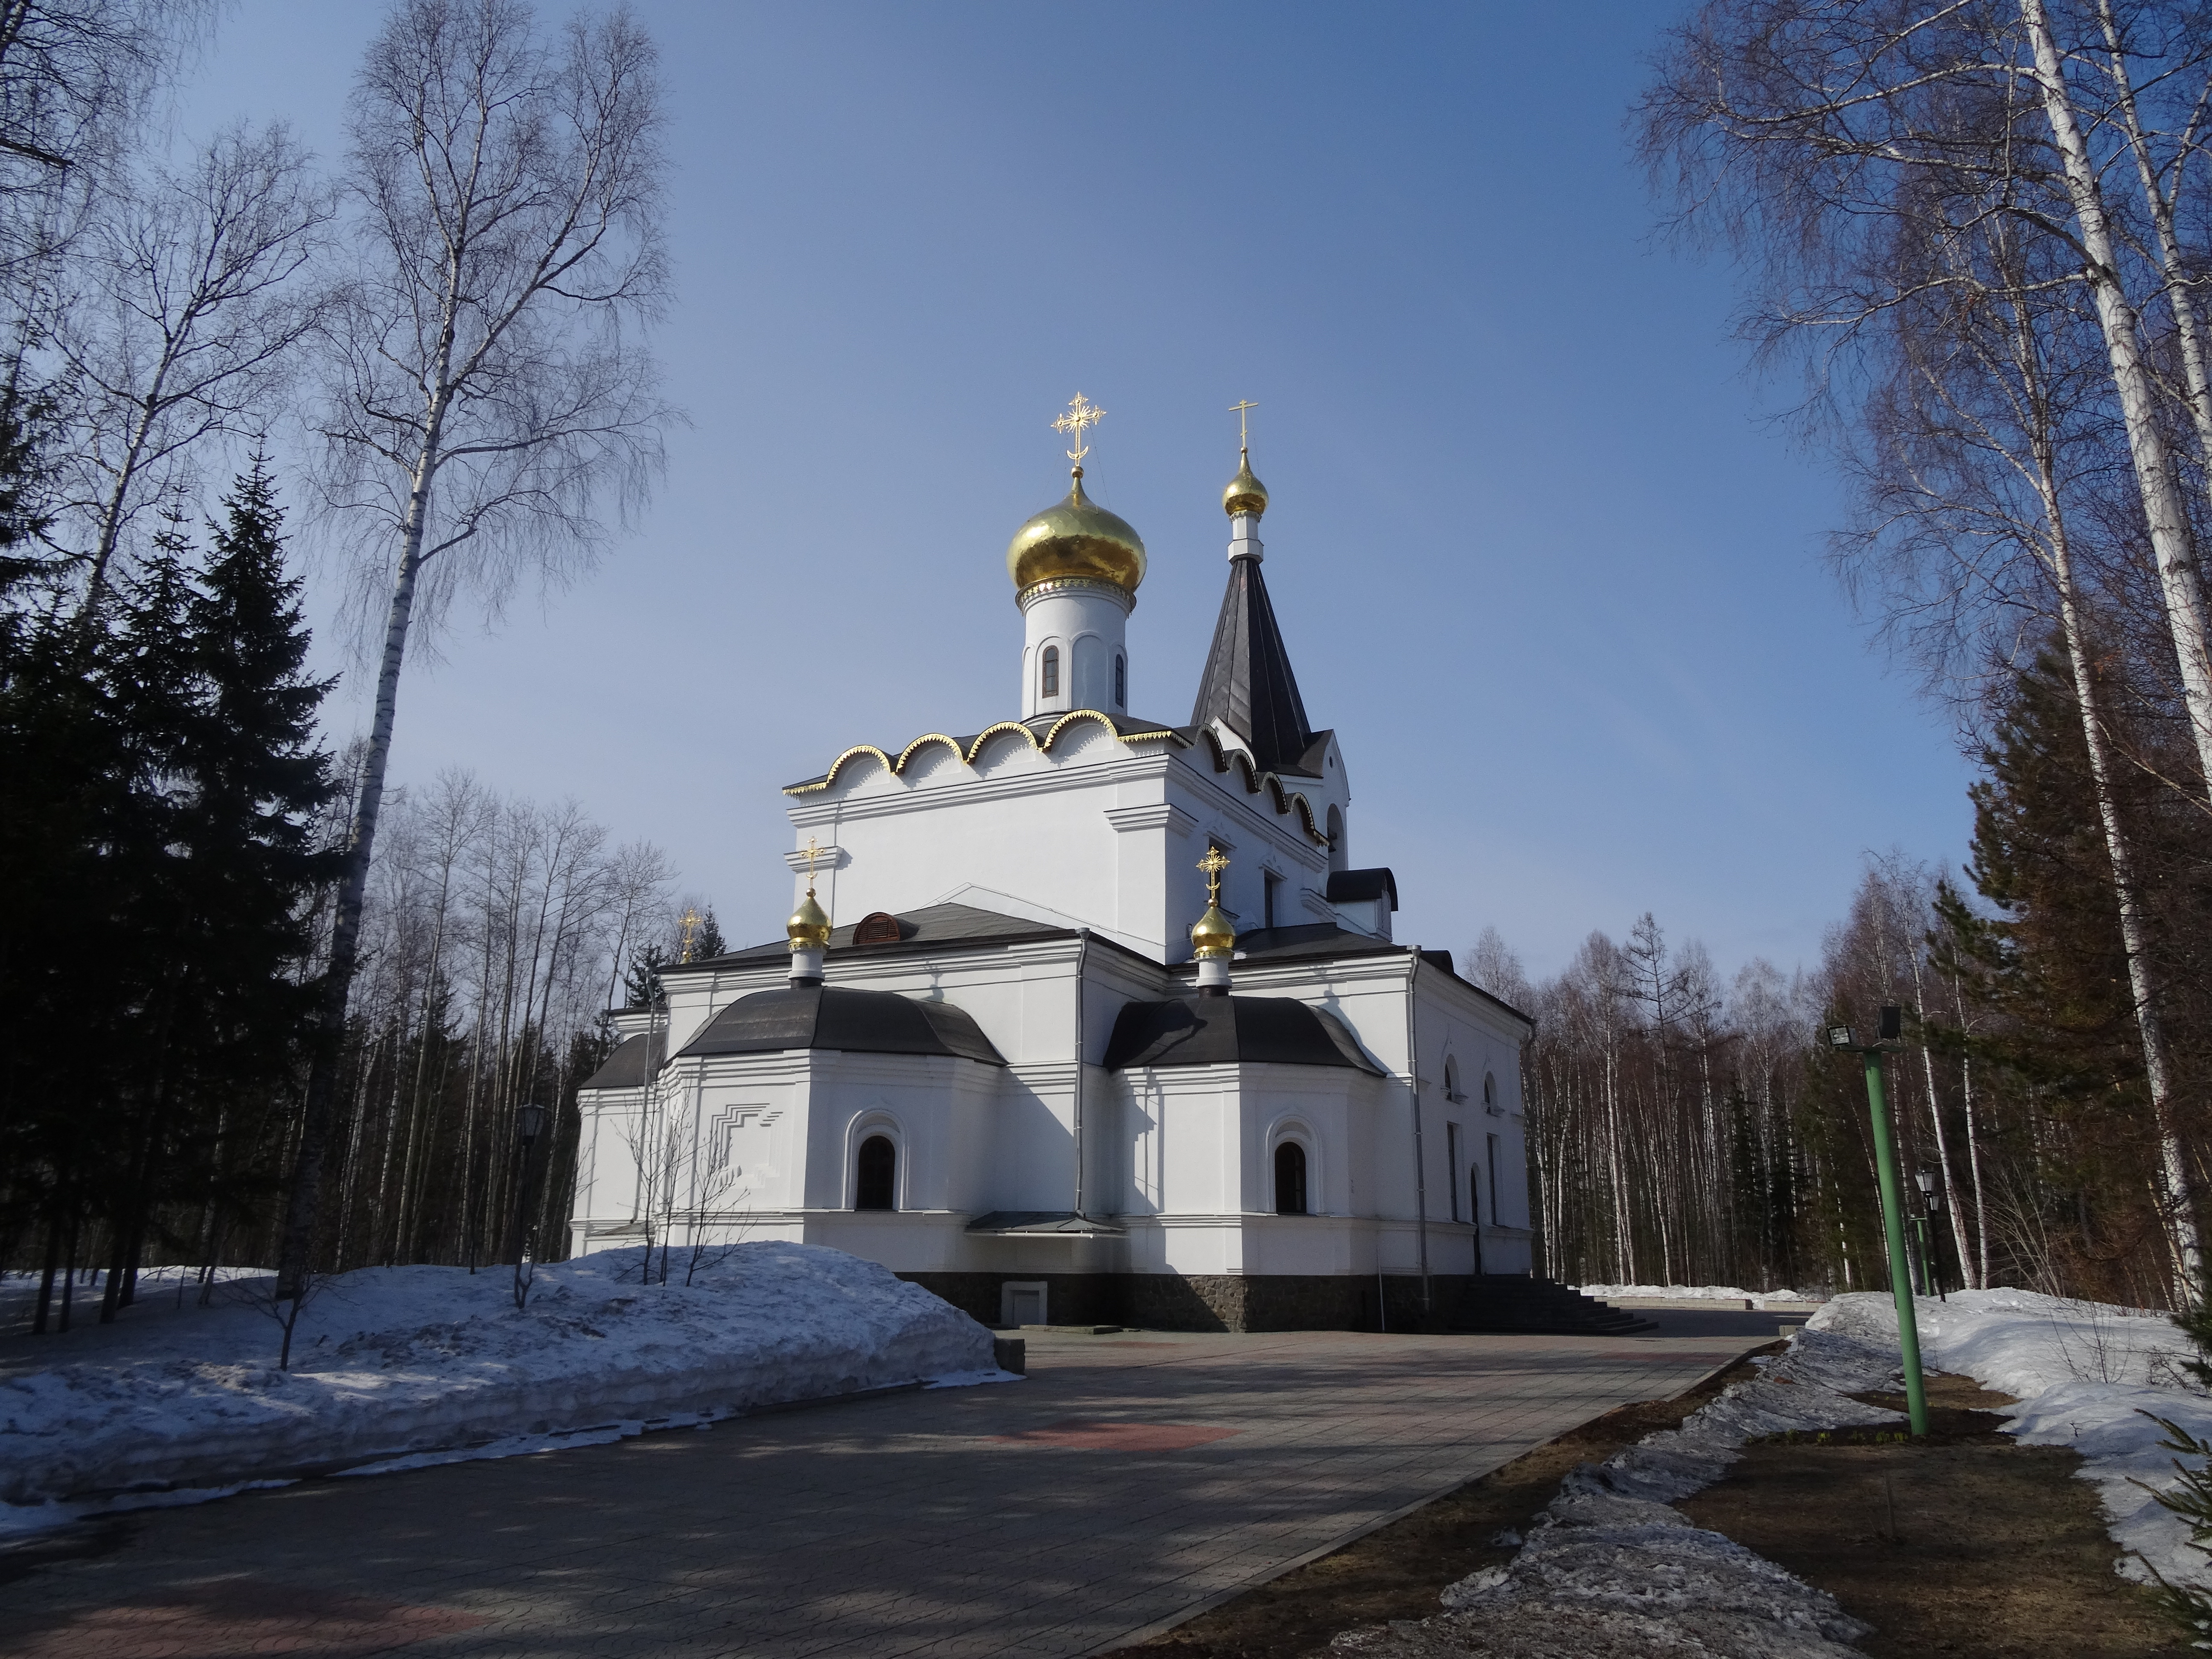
left=1447, top=1274, right=1659, bottom=1336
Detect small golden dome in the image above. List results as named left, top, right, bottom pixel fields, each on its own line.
left=1191, top=901, right=1236, bottom=960
left=1222, top=449, right=1268, bottom=518
left=1007, top=469, right=1147, bottom=594
left=786, top=890, right=831, bottom=951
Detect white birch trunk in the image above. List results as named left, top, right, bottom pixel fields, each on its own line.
left=2023, top=0, right=2212, bottom=799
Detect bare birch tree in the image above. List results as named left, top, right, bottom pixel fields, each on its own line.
left=279, top=0, right=673, bottom=1301
left=57, top=122, right=330, bottom=617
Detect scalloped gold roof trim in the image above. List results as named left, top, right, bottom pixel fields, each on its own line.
left=786, top=713, right=1182, bottom=795
left=1198, top=728, right=1331, bottom=846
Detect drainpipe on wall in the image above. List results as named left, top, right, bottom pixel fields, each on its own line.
left=1408, top=949, right=1430, bottom=1318
left=1073, top=931, right=1089, bottom=1218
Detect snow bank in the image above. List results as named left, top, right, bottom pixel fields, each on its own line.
left=1333, top=1322, right=1901, bottom=1656
left=0, top=1243, right=997, bottom=1522
left=1810, top=1288, right=2212, bottom=1591
left=1578, top=1284, right=1825, bottom=1307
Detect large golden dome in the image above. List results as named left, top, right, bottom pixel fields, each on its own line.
left=1007, top=468, right=1147, bottom=595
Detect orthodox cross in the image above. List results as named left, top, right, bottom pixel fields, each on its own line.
left=1053, top=393, right=1105, bottom=465
left=1198, top=846, right=1230, bottom=905
left=1229, top=399, right=1257, bottom=449
left=676, top=905, right=702, bottom=963
left=801, top=835, right=823, bottom=894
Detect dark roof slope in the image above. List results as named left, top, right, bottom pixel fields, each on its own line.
left=1189, top=554, right=1317, bottom=776
left=675, top=984, right=1005, bottom=1066
left=1103, top=995, right=1385, bottom=1075
left=1208, top=922, right=1400, bottom=964
left=1326, top=867, right=1398, bottom=910
left=579, top=1029, right=667, bottom=1089
left=689, top=903, right=1075, bottom=970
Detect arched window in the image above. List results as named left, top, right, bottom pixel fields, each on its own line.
left=1040, top=646, right=1059, bottom=699
left=1275, top=1141, right=1308, bottom=1215
left=1114, top=654, right=1126, bottom=708
left=1326, top=804, right=1346, bottom=873
left=855, top=1135, right=896, bottom=1211
left=1483, top=1071, right=1498, bottom=1113
left=1444, top=1057, right=1462, bottom=1102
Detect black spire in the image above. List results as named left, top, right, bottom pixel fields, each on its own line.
left=1189, top=550, right=1317, bottom=775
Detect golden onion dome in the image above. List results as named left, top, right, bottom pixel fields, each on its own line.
left=1222, top=449, right=1268, bottom=518
left=1190, top=901, right=1236, bottom=960
left=1007, top=468, right=1147, bottom=595
left=786, top=890, right=831, bottom=951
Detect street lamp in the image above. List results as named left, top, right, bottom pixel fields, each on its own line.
left=511, top=1103, right=548, bottom=1310
left=1833, top=1006, right=1930, bottom=1436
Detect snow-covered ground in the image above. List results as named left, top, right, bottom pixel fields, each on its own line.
left=0, top=1243, right=1002, bottom=1533
left=1811, top=1288, right=2212, bottom=1592
left=1578, top=1283, right=1825, bottom=1307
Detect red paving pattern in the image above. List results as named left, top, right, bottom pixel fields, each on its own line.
left=11, top=1582, right=485, bottom=1658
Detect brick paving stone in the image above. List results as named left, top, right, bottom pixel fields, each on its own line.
left=0, top=1318, right=1775, bottom=1659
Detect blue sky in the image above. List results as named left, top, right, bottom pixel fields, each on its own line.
left=175, top=1, right=1975, bottom=982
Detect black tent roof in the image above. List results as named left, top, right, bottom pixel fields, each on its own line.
left=1102, top=995, right=1384, bottom=1075
left=1188, top=553, right=1318, bottom=777
left=674, top=984, right=1005, bottom=1067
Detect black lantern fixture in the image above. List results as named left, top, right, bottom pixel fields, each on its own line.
left=516, top=1102, right=547, bottom=1147
left=510, top=1103, right=549, bottom=1310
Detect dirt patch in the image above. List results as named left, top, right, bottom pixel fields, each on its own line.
left=1108, top=1345, right=1777, bottom=1658
left=1679, top=1371, right=2190, bottom=1658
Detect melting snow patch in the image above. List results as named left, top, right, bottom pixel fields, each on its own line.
left=0, top=1243, right=998, bottom=1530
left=1809, top=1288, right=2212, bottom=1592
left=1331, top=1317, right=1899, bottom=1657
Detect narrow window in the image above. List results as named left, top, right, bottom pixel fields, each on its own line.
left=1486, top=1132, right=1501, bottom=1223
left=1445, top=1058, right=1462, bottom=1102
left=1447, top=1123, right=1462, bottom=1222
left=1040, top=645, right=1059, bottom=699
left=1114, top=654, right=1126, bottom=707
left=1483, top=1071, right=1498, bottom=1113
left=1263, top=870, right=1281, bottom=929
left=1275, top=1141, right=1308, bottom=1215
left=856, top=1135, right=896, bottom=1211
left=1470, top=1165, right=1482, bottom=1227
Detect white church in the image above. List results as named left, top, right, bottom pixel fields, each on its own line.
left=567, top=403, right=1546, bottom=1331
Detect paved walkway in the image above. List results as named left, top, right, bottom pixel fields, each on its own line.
left=0, top=1314, right=1786, bottom=1659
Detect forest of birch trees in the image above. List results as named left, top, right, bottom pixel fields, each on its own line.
left=1502, top=0, right=2212, bottom=1311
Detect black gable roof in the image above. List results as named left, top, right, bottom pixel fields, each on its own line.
left=675, top=985, right=1005, bottom=1067
left=1103, top=996, right=1384, bottom=1075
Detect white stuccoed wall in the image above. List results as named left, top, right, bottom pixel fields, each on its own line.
left=783, top=719, right=1355, bottom=962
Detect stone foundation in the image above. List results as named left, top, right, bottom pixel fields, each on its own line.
left=899, top=1271, right=1476, bottom=1333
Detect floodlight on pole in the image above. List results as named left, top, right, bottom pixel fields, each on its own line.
left=1828, top=1026, right=1855, bottom=1049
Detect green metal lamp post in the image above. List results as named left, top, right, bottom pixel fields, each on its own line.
left=1828, top=1008, right=1930, bottom=1437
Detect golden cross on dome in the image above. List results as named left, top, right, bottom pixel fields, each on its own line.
left=1053, top=393, right=1106, bottom=465
left=676, top=905, right=702, bottom=963
left=800, top=835, right=823, bottom=894
left=1197, top=846, right=1230, bottom=904
left=1230, top=399, right=1257, bottom=449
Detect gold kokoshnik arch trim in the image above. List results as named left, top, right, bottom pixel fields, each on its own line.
left=1198, top=729, right=1331, bottom=847
left=784, top=713, right=1184, bottom=795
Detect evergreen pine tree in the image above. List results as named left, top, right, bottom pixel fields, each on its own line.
left=688, top=907, right=726, bottom=961
left=624, top=944, right=669, bottom=1010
